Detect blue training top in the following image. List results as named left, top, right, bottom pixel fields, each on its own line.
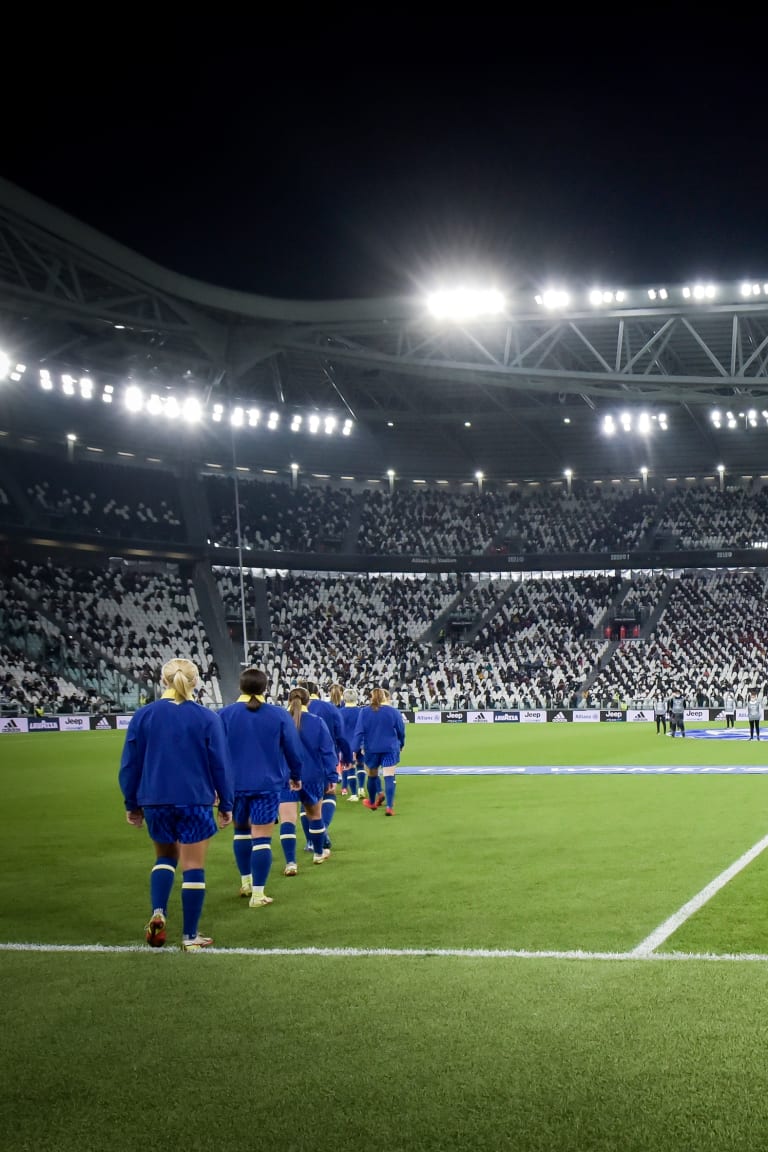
left=219, top=699, right=304, bottom=793
left=292, top=710, right=338, bottom=788
left=337, top=704, right=360, bottom=763
left=353, top=704, right=406, bottom=760
left=308, top=697, right=343, bottom=758
left=119, top=698, right=234, bottom=812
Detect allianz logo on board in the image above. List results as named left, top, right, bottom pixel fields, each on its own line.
left=572, top=709, right=601, bottom=723
left=415, top=711, right=442, bottom=724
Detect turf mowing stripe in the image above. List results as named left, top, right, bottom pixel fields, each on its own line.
left=5, top=941, right=768, bottom=962
left=398, top=765, right=768, bottom=775
left=630, top=831, right=768, bottom=957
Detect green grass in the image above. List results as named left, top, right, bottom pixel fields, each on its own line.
left=3, top=724, right=768, bottom=1151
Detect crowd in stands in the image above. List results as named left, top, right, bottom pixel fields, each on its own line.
left=357, top=489, right=513, bottom=556
left=509, top=487, right=656, bottom=553
left=4, top=559, right=221, bottom=706
left=207, top=476, right=354, bottom=552
left=657, top=486, right=768, bottom=550
left=0, top=451, right=185, bottom=541
left=589, top=571, right=768, bottom=705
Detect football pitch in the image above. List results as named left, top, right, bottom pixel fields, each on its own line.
left=2, top=723, right=768, bottom=1151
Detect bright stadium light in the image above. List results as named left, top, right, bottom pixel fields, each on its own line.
left=267, top=411, right=279, bottom=430
left=247, top=407, right=260, bottom=427
left=324, top=416, right=336, bottom=434
left=620, top=411, right=632, bottom=431
left=638, top=412, right=651, bottom=435
left=342, top=418, right=353, bottom=436
left=66, top=432, right=77, bottom=442
left=0, top=351, right=9, bottom=380
left=647, top=289, right=657, bottom=301
left=741, top=282, right=754, bottom=297
left=212, top=403, right=223, bottom=423
left=62, top=374, right=76, bottom=395
left=682, top=287, right=692, bottom=299
left=589, top=289, right=603, bottom=306
left=182, top=397, right=202, bottom=423
left=603, top=415, right=615, bottom=436
left=659, top=288, right=668, bottom=300
left=308, top=414, right=320, bottom=434
left=536, top=289, right=570, bottom=309
left=125, top=385, right=143, bottom=412
left=165, top=396, right=181, bottom=420
left=426, top=287, right=506, bottom=320
left=79, top=376, right=93, bottom=399
left=231, top=406, right=244, bottom=427
left=290, top=414, right=302, bottom=432
left=40, top=370, right=53, bottom=391
left=146, top=394, right=162, bottom=416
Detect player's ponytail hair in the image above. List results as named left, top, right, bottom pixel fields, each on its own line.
left=239, top=667, right=268, bottom=711
left=329, top=683, right=343, bottom=706
left=288, top=686, right=309, bottom=729
left=161, top=657, right=198, bottom=703
left=370, top=687, right=387, bottom=711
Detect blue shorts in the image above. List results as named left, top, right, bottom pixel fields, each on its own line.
left=365, top=751, right=400, bottom=770
left=279, top=781, right=326, bottom=807
left=233, top=792, right=280, bottom=828
left=144, top=805, right=217, bottom=845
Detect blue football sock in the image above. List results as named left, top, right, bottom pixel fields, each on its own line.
left=367, top=775, right=377, bottom=804
left=341, top=768, right=352, bottom=791
left=251, top=837, right=272, bottom=889
left=384, top=776, right=396, bottom=808
left=309, top=821, right=326, bottom=856
left=280, top=821, right=297, bottom=865
left=356, top=767, right=366, bottom=794
left=233, top=829, right=252, bottom=879
left=181, top=868, right=205, bottom=939
left=150, top=856, right=177, bottom=914
left=322, top=796, right=336, bottom=832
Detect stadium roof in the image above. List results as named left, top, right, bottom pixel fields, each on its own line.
left=3, top=175, right=768, bottom=482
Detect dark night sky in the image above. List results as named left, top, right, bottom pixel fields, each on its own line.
left=5, top=23, right=767, bottom=301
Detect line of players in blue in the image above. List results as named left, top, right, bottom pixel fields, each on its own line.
left=118, top=659, right=405, bottom=950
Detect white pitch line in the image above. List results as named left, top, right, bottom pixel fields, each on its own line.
left=4, top=942, right=768, bottom=962
left=631, top=832, right=768, bottom=957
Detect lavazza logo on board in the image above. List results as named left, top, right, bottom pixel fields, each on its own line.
left=415, top=711, right=442, bottom=725
left=59, top=715, right=90, bottom=732
left=520, top=710, right=546, bottom=724
left=1, top=717, right=29, bottom=733
left=492, top=711, right=520, bottom=723
left=28, top=719, right=59, bottom=732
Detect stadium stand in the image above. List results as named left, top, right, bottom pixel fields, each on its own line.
left=589, top=570, right=768, bottom=705
left=207, top=475, right=354, bottom=552
left=656, top=484, right=768, bottom=550
left=1, top=451, right=185, bottom=541
left=509, top=486, right=657, bottom=553
left=356, top=488, right=513, bottom=555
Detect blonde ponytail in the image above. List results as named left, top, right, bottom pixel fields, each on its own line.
left=370, top=687, right=387, bottom=711
left=162, top=658, right=198, bottom=703
left=288, top=686, right=309, bottom=729
left=329, top=683, right=344, bottom=706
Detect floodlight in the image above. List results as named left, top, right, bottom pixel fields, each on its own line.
left=717, top=464, right=725, bottom=473
left=754, top=284, right=761, bottom=295
left=659, top=289, right=668, bottom=300
left=147, top=394, right=163, bottom=416
left=165, top=396, right=180, bottom=420
left=290, top=415, right=302, bottom=432
left=102, top=393, right=112, bottom=404
left=602, top=291, right=614, bottom=304
left=693, top=285, right=705, bottom=300
left=79, top=377, right=93, bottom=399
left=682, top=287, right=692, bottom=299
left=386, top=469, right=395, bottom=478
left=638, top=412, right=651, bottom=434
left=183, top=397, right=202, bottom=423
left=748, top=409, right=757, bottom=420
left=426, top=288, right=505, bottom=320
left=615, top=290, right=626, bottom=303
left=40, top=370, right=53, bottom=391
left=705, top=285, right=716, bottom=298
left=231, top=406, right=244, bottom=427
left=475, top=470, right=485, bottom=480
left=247, top=408, right=260, bottom=427
left=342, top=418, right=352, bottom=436
left=62, top=374, right=76, bottom=395
left=603, top=415, right=615, bottom=436
left=66, top=433, right=77, bottom=442
left=620, top=411, right=632, bottom=430
left=589, top=289, right=603, bottom=306
left=267, top=411, right=279, bottom=430
left=640, top=466, right=648, bottom=476
left=125, top=385, right=143, bottom=412
left=212, top=404, right=223, bottom=423
left=741, top=283, right=753, bottom=297
left=104, top=384, right=114, bottom=394
left=0, top=351, right=9, bottom=380
left=563, top=468, right=572, bottom=478
left=324, top=416, right=336, bottom=434
left=647, top=289, right=657, bottom=300
left=711, top=410, right=721, bottom=423
left=290, top=462, right=299, bottom=471
left=309, top=414, right=320, bottom=434
left=539, top=289, right=570, bottom=309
